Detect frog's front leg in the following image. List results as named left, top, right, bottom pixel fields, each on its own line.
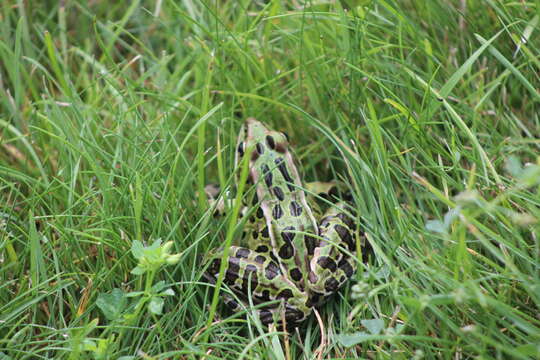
left=306, top=202, right=359, bottom=305
left=204, top=246, right=311, bottom=325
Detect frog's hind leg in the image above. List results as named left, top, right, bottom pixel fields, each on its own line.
left=222, top=293, right=310, bottom=326
left=204, top=246, right=311, bottom=325
left=307, top=202, right=361, bottom=305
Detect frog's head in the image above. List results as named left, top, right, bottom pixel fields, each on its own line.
left=238, top=118, right=289, bottom=159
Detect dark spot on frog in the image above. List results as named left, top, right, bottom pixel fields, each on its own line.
left=256, top=207, right=264, bottom=218
left=338, top=257, right=354, bottom=277
left=259, top=309, right=274, bottom=324
left=304, top=235, right=317, bottom=256
left=254, top=255, right=266, bottom=264
left=317, top=256, right=337, bottom=271
left=261, top=164, right=272, bottom=187
left=266, top=135, right=275, bottom=149
left=290, top=268, right=302, bottom=281
left=252, top=230, right=259, bottom=239
left=236, top=248, right=250, bottom=259
left=244, top=263, right=258, bottom=277
left=237, top=142, right=245, bottom=156
left=256, top=142, right=264, bottom=155
left=265, top=262, right=280, bottom=280
left=324, top=277, right=339, bottom=292
left=289, top=201, right=303, bottom=216
left=269, top=252, right=279, bottom=263
left=261, top=226, right=269, bottom=238
left=242, top=264, right=258, bottom=292
left=337, top=213, right=355, bottom=230
left=225, top=261, right=240, bottom=283
left=275, top=157, right=295, bottom=191
left=306, top=291, right=324, bottom=307
left=335, top=224, right=354, bottom=251
left=255, top=245, right=269, bottom=253
left=273, top=186, right=285, bottom=201
left=260, top=289, right=271, bottom=301
left=285, top=308, right=304, bottom=322
left=281, top=226, right=295, bottom=243
left=277, top=288, right=293, bottom=300
left=272, top=204, right=283, bottom=219
left=278, top=243, right=294, bottom=259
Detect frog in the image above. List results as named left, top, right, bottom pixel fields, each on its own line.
left=204, top=118, right=362, bottom=326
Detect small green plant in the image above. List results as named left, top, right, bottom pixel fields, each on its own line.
left=96, top=239, right=181, bottom=321
left=79, top=239, right=181, bottom=359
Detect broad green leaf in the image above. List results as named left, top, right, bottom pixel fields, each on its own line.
left=162, top=288, right=175, bottom=296
left=152, top=281, right=167, bottom=292
left=96, top=288, right=128, bottom=321
left=130, top=266, right=145, bottom=275
left=335, top=332, right=377, bottom=347
left=148, top=296, right=164, bottom=315
left=362, top=318, right=385, bottom=335
left=131, top=240, right=144, bottom=260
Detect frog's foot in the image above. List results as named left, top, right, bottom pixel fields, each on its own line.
left=306, top=202, right=360, bottom=306
left=204, top=246, right=311, bottom=326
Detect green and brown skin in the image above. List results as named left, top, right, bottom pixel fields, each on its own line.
left=205, top=118, right=360, bottom=325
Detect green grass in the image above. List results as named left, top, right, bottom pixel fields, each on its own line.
left=1, top=0, right=539, bottom=358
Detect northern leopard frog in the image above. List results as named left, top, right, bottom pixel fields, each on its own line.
left=205, top=118, right=361, bottom=326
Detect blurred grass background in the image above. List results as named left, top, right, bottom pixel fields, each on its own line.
left=0, top=0, right=539, bottom=358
